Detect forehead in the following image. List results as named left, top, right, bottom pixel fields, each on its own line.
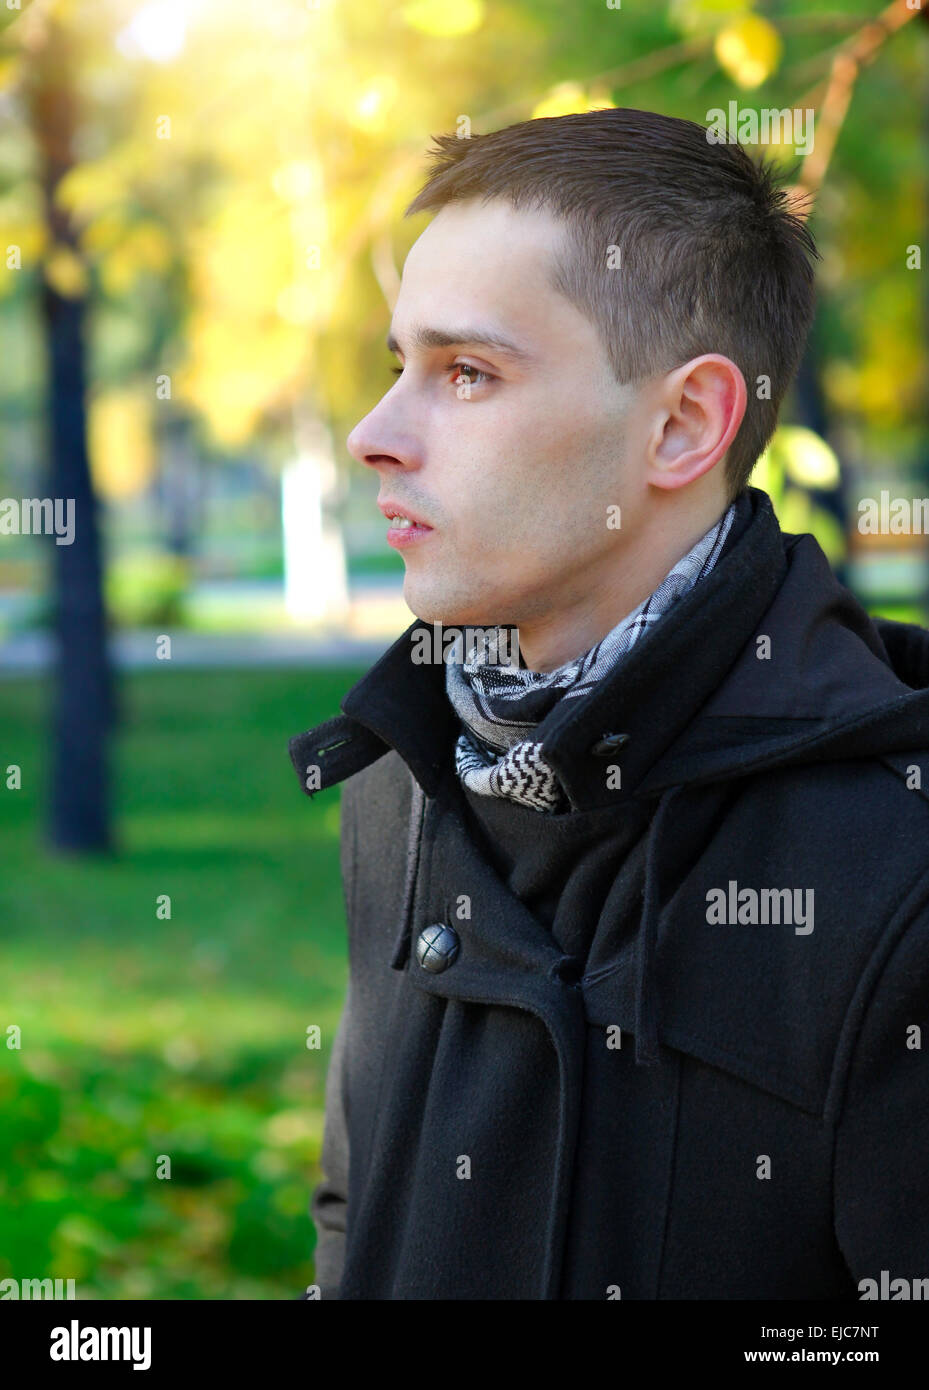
left=393, top=198, right=572, bottom=343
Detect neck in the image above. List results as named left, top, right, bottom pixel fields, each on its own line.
left=515, top=498, right=730, bottom=672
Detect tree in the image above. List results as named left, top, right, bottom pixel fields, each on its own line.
left=26, top=12, right=114, bottom=852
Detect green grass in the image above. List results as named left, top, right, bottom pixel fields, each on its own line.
left=348, top=549, right=405, bottom=578
left=0, top=666, right=363, bottom=1299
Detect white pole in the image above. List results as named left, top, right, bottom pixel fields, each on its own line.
left=281, top=413, right=349, bottom=625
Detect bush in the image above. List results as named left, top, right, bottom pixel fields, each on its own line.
left=105, top=553, right=191, bottom=628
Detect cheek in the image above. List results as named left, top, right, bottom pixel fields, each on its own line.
left=437, top=404, right=617, bottom=545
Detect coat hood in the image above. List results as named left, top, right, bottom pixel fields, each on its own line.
left=638, top=531, right=929, bottom=796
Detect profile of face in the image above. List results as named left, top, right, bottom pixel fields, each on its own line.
left=346, top=197, right=739, bottom=648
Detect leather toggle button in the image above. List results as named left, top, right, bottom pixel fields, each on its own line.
left=415, top=923, right=460, bottom=974
left=590, top=732, right=631, bottom=757
left=554, top=955, right=583, bottom=986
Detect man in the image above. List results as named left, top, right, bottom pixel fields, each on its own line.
left=288, top=108, right=929, bottom=1299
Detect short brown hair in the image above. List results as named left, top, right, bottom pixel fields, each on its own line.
left=405, top=107, right=820, bottom=503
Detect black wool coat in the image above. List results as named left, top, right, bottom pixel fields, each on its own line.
left=288, top=486, right=929, bottom=1300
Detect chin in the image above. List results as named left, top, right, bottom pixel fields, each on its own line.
left=404, top=578, right=512, bottom=630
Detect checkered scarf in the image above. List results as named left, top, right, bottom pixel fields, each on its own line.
left=445, top=504, right=736, bottom=813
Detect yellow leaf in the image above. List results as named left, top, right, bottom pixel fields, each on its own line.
left=99, top=245, right=137, bottom=297
left=56, top=160, right=128, bottom=220
left=44, top=245, right=88, bottom=299
left=671, top=0, right=752, bottom=37
left=714, top=14, right=782, bottom=89
left=80, top=211, right=128, bottom=255
left=401, top=0, right=484, bottom=38
left=770, top=425, right=841, bottom=490
left=271, top=161, right=323, bottom=203
left=0, top=53, right=21, bottom=89
left=97, top=223, right=173, bottom=292
left=348, top=76, right=400, bottom=134
left=532, top=83, right=598, bottom=120
left=88, top=391, right=155, bottom=500
left=177, top=313, right=305, bottom=448
left=130, top=222, right=173, bottom=273
left=276, top=283, right=318, bottom=324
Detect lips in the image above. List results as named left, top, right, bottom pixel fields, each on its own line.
left=377, top=499, right=434, bottom=530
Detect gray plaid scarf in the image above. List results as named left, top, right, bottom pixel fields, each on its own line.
left=445, top=504, right=736, bottom=813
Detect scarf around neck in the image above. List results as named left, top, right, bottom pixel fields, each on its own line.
left=445, top=503, right=737, bottom=813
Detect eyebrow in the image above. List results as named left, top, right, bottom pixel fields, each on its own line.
left=386, top=324, right=535, bottom=365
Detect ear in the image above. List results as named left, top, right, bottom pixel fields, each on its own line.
left=646, top=355, right=747, bottom=492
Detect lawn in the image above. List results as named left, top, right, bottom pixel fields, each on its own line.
left=0, top=665, right=363, bottom=1299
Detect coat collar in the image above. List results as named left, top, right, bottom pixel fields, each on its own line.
left=288, top=487, right=787, bottom=811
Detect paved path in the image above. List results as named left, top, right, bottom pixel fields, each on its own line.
left=0, top=628, right=394, bottom=674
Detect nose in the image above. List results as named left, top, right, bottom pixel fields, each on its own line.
left=346, top=395, right=422, bottom=475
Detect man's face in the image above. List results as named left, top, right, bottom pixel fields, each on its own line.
left=346, top=197, right=646, bottom=629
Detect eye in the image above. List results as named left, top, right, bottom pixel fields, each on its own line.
left=388, top=360, right=495, bottom=386
left=448, top=362, right=493, bottom=387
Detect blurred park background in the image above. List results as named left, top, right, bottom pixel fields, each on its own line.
left=1, top=0, right=928, bottom=1298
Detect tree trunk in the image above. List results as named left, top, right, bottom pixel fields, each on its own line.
left=30, top=20, right=114, bottom=853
